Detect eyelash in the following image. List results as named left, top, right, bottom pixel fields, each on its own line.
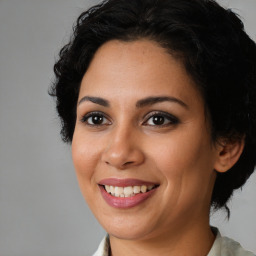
left=143, top=111, right=179, bottom=127
left=80, top=111, right=111, bottom=127
left=80, top=111, right=179, bottom=127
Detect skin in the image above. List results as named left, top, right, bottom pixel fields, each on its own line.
left=72, top=39, right=232, bottom=255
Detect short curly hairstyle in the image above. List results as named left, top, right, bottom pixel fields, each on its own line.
left=50, top=0, right=256, bottom=211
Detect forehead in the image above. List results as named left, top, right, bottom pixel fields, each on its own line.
left=79, top=39, right=203, bottom=106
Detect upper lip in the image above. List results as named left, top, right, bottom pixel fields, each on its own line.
left=98, top=178, right=159, bottom=187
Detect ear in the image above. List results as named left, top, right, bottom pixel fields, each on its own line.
left=214, top=137, right=245, bottom=173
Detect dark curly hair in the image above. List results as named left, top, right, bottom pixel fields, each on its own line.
left=50, top=0, right=256, bottom=212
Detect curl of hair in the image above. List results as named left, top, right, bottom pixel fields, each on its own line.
left=50, top=0, right=256, bottom=211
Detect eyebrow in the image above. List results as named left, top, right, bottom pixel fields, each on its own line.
left=78, top=96, right=110, bottom=107
left=136, top=96, right=188, bottom=109
left=78, top=95, right=188, bottom=109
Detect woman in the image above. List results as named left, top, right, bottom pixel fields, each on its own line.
left=50, top=0, right=256, bottom=255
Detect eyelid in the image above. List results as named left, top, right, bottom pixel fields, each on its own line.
left=143, top=111, right=179, bottom=126
left=80, top=111, right=112, bottom=126
left=79, top=110, right=179, bottom=127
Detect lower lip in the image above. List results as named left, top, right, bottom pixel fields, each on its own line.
left=99, top=186, right=157, bottom=209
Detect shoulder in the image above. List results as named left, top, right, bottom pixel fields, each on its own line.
left=219, top=236, right=255, bottom=256
left=208, top=227, right=256, bottom=256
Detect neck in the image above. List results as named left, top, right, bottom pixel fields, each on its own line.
left=109, top=221, right=215, bottom=256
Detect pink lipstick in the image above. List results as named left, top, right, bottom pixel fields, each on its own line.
left=98, top=178, right=159, bottom=209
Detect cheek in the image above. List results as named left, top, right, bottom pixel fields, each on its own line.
left=71, top=130, right=101, bottom=188
left=149, top=129, right=215, bottom=198
left=150, top=134, right=206, bottom=174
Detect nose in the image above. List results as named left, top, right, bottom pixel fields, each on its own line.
left=101, top=126, right=145, bottom=170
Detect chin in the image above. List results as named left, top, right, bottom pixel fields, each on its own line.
left=98, top=215, right=157, bottom=241
left=108, top=227, right=154, bottom=241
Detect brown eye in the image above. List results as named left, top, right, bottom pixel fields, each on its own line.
left=144, top=112, right=179, bottom=127
left=151, top=116, right=165, bottom=125
left=81, top=112, right=111, bottom=126
left=88, top=115, right=104, bottom=125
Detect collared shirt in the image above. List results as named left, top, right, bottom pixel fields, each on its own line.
left=92, top=228, right=255, bottom=256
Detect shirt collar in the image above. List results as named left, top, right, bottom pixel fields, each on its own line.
left=92, top=235, right=110, bottom=256
left=92, top=227, right=254, bottom=256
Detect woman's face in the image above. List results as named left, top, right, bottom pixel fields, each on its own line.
left=72, top=39, right=220, bottom=240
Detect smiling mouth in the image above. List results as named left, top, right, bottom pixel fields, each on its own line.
left=100, top=184, right=159, bottom=198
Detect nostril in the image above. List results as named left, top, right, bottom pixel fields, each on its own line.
left=102, top=146, right=145, bottom=169
left=123, top=161, right=134, bottom=166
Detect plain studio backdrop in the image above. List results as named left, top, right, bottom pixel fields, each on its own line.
left=0, top=0, right=255, bottom=255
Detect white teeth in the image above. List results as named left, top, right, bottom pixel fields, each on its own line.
left=141, top=185, right=147, bottom=193
left=123, top=186, right=133, bottom=196
left=105, top=185, right=110, bottom=193
left=104, top=184, right=156, bottom=197
left=133, top=186, right=140, bottom=194
left=114, top=187, right=124, bottom=196
left=148, top=185, right=154, bottom=191
left=110, top=186, right=115, bottom=195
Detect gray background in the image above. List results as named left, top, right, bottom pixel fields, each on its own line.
left=0, top=0, right=255, bottom=255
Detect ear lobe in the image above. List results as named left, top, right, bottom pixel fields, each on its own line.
left=214, top=138, right=245, bottom=173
